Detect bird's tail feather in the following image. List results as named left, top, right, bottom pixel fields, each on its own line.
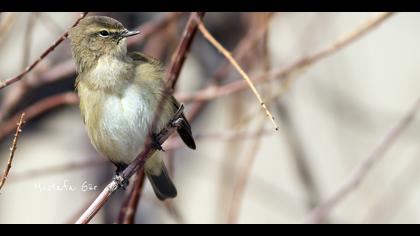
left=146, top=163, right=177, bottom=201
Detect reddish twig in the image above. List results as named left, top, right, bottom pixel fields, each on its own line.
left=305, top=96, right=420, bottom=224
left=0, top=12, right=88, bottom=91
left=0, top=113, right=26, bottom=191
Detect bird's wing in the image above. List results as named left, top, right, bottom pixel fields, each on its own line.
left=128, top=52, right=164, bottom=68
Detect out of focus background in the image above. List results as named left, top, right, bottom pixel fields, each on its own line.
left=0, top=12, right=419, bottom=224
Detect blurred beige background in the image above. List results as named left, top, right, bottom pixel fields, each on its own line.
left=0, top=12, right=419, bottom=224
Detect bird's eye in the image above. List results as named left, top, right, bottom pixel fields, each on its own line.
left=99, top=30, right=110, bottom=37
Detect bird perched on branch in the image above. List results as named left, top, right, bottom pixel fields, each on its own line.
left=68, top=16, right=196, bottom=201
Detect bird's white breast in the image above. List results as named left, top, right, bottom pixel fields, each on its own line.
left=99, top=85, right=153, bottom=164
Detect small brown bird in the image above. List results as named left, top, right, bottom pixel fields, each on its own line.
left=68, top=16, right=196, bottom=201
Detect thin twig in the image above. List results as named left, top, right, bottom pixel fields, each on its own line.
left=0, top=113, right=26, bottom=191
left=0, top=12, right=88, bottom=90
left=176, top=13, right=395, bottom=104
left=196, top=17, right=279, bottom=131
left=305, top=96, right=420, bottom=224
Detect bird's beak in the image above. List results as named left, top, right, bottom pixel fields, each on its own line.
left=120, top=30, right=140, bottom=38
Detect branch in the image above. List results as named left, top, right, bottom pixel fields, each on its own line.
left=195, top=16, right=279, bottom=131
left=176, top=12, right=395, bottom=104
left=305, top=96, right=420, bottom=224
left=0, top=12, right=88, bottom=90
left=75, top=106, right=185, bottom=224
left=0, top=113, right=26, bottom=191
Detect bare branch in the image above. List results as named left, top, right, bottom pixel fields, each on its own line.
left=0, top=113, right=26, bottom=191
left=305, top=96, right=420, bottom=224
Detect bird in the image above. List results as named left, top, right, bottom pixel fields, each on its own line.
left=68, top=16, right=196, bottom=201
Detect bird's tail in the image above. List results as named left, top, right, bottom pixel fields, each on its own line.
left=145, top=153, right=177, bottom=201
